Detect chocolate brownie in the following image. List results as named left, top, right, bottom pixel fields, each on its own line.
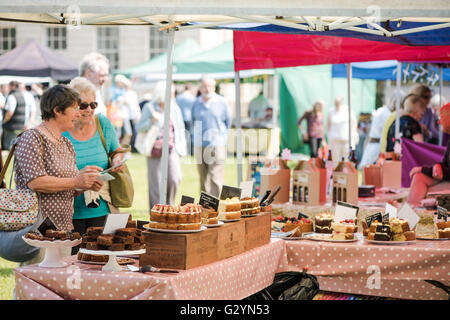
left=86, top=242, right=99, bottom=250
left=110, top=243, right=125, bottom=251
left=90, top=255, right=108, bottom=263
left=115, top=228, right=136, bottom=237
left=113, top=235, right=133, bottom=245
left=86, top=227, right=104, bottom=237
left=126, top=220, right=137, bottom=228
left=125, top=243, right=144, bottom=251
left=97, top=234, right=114, bottom=246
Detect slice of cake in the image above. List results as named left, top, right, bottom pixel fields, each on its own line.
left=415, top=215, right=437, bottom=239
left=201, top=206, right=219, bottom=225
left=331, top=221, right=356, bottom=240
left=218, top=197, right=242, bottom=220
left=314, top=213, right=333, bottom=234
left=240, top=197, right=261, bottom=216
left=373, top=223, right=391, bottom=241
left=298, top=217, right=313, bottom=233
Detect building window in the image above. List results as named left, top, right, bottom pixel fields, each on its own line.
left=0, top=28, right=16, bottom=55
left=149, top=27, right=168, bottom=59
left=47, top=27, right=67, bottom=50
left=97, top=27, right=119, bottom=71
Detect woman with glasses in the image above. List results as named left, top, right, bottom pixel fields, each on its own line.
left=64, top=77, right=125, bottom=253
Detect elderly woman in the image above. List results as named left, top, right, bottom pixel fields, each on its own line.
left=408, top=103, right=450, bottom=206
left=136, top=81, right=186, bottom=209
left=63, top=77, right=125, bottom=252
left=14, top=85, right=102, bottom=263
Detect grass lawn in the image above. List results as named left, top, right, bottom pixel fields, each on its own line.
left=0, top=153, right=248, bottom=300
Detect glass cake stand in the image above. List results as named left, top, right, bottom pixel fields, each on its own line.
left=22, top=236, right=82, bottom=268
left=79, top=248, right=146, bottom=272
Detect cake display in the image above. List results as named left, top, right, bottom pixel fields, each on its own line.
left=367, top=218, right=415, bottom=242
left=314, top=213, right=334, bottom=234
left=218, top=197, right=241, bottom=221
left=331, top=220, right=357, bottom=240
left=79, top=226, right=145, bottom=251
left=240, top=197, right=261, bottom=216
left=25, top=230, right=81, bottom=241
left=149, top=203, right=202, bottom=230
left=271, top=216, right=312, bottom=233
left=200, top=206, right=219, bottom=225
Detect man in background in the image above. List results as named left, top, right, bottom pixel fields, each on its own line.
left=79, top=52, right=110, bottom=116
left=176, top=83, right=196, bottom=155
left=2, top=81, right=26, bottom=150
left=192, top=76, right=231, bottom=197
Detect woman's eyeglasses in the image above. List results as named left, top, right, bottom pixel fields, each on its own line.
left=79, top=101, right=98, bottom=110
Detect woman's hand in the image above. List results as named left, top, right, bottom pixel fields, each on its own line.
left=90, top=180, right=104, bottom=192
left=409, top=166, right=422, bottom=179
left=110, top=154, right=125, bottom=173
left=75, top=165, right=103, bottom=190
left=432, top=163, right=443, bottom=180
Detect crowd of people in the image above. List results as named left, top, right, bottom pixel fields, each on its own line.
left=0, top=50, right=449, bottom=267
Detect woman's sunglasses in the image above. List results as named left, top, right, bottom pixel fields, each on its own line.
left=79, top=101, right=98, bottom=110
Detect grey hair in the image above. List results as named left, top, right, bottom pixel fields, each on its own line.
left=201, top=75, right=216, bottom=86
left=152, top=81, right=174, bottom=104
left=79, top=52, right=109, bottom=76
left=69, top=76, right=96, bottom=98
left=431, top=93, right=446, bottom=107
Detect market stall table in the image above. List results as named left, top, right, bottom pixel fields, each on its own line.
left=14, top=238, right=287, bottom=300
left=280, top=235, right=450, bottom=300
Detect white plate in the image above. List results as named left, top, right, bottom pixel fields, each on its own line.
left=22, top=236, right=82, bottom=249
left=366, top=239, right=416, bottom=245
left=416, top=237, right=450, bottom=241
left=219, top=219, right=241, bottom=223
left=79, top=248, right=146, bottom=256
left=77, top=258, right=135, bottom=265
left=204, top=221, right=224, bottom=228
left=304, top=233, right=359, bottom=243
left=143, top=225, right=206, bottom=233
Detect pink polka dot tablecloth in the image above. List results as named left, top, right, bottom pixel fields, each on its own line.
left=283, top=237, right=450, bottom=300
left=14, top=239, right=287, bottom=300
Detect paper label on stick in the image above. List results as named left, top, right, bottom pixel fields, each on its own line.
left=397, top=203, right=420, bottom=229
left=199, top=192, right=220, bottom=211
left=385, top=203, right=397, bottom=219
left=102, top=213, right=130, bottom=234
left=334, top=201, right=359, bottom=222
left=239, top=181, right=254, bottom=198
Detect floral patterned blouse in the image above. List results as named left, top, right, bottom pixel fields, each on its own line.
left=14, top=128, right=79, bottom=231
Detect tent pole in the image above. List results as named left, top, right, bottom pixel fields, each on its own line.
left=347, top=63, right=352, bottom=155
left=159, top=28, right=175, bottom=204
left=439, top=65, right=443, bottom=146
left=235, top=71, right=243, bottom=185
left=395, top=61, right=401, bottom=141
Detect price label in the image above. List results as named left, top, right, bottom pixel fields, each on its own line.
left=102, top=213, right=130, bottom=234
left=437, top=206, right=448, bottom=221
left=220, top=185, right=242, bottom=200
left=181, top=195, right=195, bottom=206
left=334, top=201, right=359, bottom=222
left=240, top=181, right=254, bottom=198
left=365, top=212, right=383, bottom=227
left=397, top=203, right=420, bottom=229
left=199, top=192, right=220, bottom=211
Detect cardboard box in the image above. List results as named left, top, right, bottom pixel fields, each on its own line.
left=381, top=160, right=402, bottom=189
left=292, top=158, right=327, bottom=206
left=363, top=165, right=382, bottom=188
left=260, top=158, right=290, bottom=204
left=217, top=219, right=246, bottom=259
left=244, top=212, right=271, bottom=251
left=332, top=160, right=359, bottom=205
left=140, top=228, right=218, bottom=270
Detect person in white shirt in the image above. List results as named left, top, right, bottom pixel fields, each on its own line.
left=327, top=96, right=358, bottom=164
left=19, top=83, right=37, bottom=129
left=358, top=97, right=396, bottom=169
left=79, top=52, right=109, bottom=116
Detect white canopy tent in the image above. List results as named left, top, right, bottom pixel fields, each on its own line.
left=1, top=1, right=449, bottom=203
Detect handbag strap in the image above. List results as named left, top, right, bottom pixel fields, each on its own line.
left=95, top=115, right=108, bottom=155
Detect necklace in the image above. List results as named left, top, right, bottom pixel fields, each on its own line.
left=41, top=123, right=62, bottom=143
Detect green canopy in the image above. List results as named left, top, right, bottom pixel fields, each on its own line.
left=114, top=38, right=202, bottom=78
left=278, top=65, right=376, bottom=154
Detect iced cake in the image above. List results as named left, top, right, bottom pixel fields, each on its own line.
left=218, top=197, right=242, bottom=220
left=314, top=213, right=333, bottom=234
left=149, top=203, right=202, bottom=230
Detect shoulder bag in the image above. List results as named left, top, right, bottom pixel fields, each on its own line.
left=0, top=130, right=44, bottom=262
left=134, top=103, right=161, bottom=157
left=96, top=116, right=134, bottom=208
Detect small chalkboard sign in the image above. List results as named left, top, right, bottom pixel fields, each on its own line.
left=199, top=192, right=220, bottom=211
left=181, top=195, right=195, bottom=206
left=437, top=206, right=448, bottom=221
left=220, top=185, right=242, bottom=200
left=137, top=220, right=149, bottom=230
left=365, top=212, right=383, bottom=227
left=37, top=216, right=57, bottom=236
left=382, top=213, right=390, bottom=224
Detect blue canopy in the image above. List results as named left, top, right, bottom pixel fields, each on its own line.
left=332, top=61, right=450, bottom=81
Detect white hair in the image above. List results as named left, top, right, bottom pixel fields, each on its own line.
left=431, top=94, right=447, bottom=107
left=201, top=75, right=216, bottom=86
left=69, top=76, right=96, bottom=97
left=79, top=52, right=109, bottom=76
left=152, top=81, right=175, bottom=104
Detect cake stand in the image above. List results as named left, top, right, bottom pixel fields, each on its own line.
left=22, top=236, right=82, bottom=268
left=79, top=248, right=145, bottom=272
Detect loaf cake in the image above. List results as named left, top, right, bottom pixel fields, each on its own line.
left=314, top=213, right=333, bottom=234
left=240, top=197, right=261, bottom=216
left=218, top=197, right=242, bottom=221
left=200, top=206, right=219, bottom=225
left=149, top=203, right=202, bottom=230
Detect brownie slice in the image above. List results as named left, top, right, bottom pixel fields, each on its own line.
left=109, top=243, right=125, bottom=251
left=126, top=220, right=137, bottom=228
left=113, top=235, right=134, bottom=245
left=125, top=243, right=144, bottom=251
left=86, top=242, right=99, bottom=250
left=97, top=234, right=114, bottom=246
left=115, top=228, right=136, bottom=237
left=86, top=227, right=104, bottom=237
